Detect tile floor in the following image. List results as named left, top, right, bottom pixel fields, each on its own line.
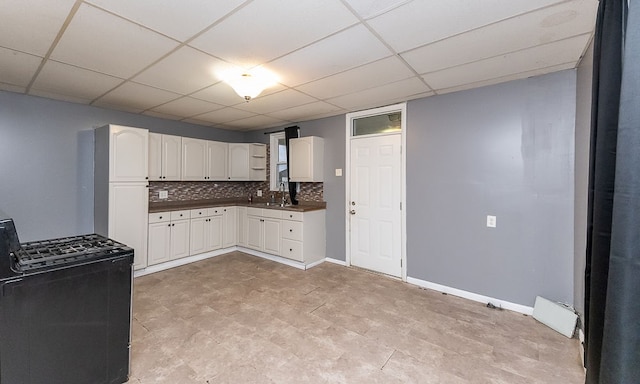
left=127, top=252, right=585, bottom=383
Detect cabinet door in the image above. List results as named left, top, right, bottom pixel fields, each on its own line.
left=162, top=135, right=182, bottom=181
left=228, top=143, right=250, bottom=180
left=222, top=207, right=237, bottom=247
left=207, top=141, right=228, bottom=181
left=207, top=215, right=223, bottom=251
left=246, top=215, right=263, bottom=250
left=170, top=219, right=190, bottom=260
left=108, top=183, right=149, bottom=270
left=109, top=125, right=148, bottom=182
left=182, top=138, right=207, bottom=181
left=148, top=221, right=171, bottom=265
left=189, top=217, right=208, bottom=255
left=148, top=133, right=162, bottom=181
left=263, top=218, right=281, bottom=255
left=237, top=207, right=247, bottom=246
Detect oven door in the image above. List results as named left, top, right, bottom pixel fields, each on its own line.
left=0, top=255, right=132, bottom=384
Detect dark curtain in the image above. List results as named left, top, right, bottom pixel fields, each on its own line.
left=585, top=1, right=640, bottom=383
left=284, top=126, right=299, bottom=205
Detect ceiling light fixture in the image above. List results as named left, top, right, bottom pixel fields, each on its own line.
left=223, top=67, right=278, bottom=102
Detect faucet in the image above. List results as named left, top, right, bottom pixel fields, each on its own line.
left=279, top=182, right=287, bottom=206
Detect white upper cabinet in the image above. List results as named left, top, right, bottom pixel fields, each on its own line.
left=207, top=141, right=228, bottom=181
left=228, top=143, right=250, bottom=180
left=149, top=133, right=182, bottom=181
left=250, top=143, right=267, bottom=181
left=290, top=136, right=324, bottom=182
left=228, top=143, right=267, bottom=181
left=181, top=137, right=207, bottom=180
left=108, top=125, right=149, bottom=182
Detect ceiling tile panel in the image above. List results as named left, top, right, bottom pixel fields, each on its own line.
left=342, top=0, right=411, bottom=19
left=327, top=77, right=432, bottom=109
left=142, top=110, right=183, bottom=120
left=268, top=25, right=392, bottom=87
left=193, top=107, right=257, bottom=124
left=133, top=46, right=233, bottom=94
left=28, top=89, right=96, bottom=104
left=234, top=89, right=317, bottom=114
left=86, top=0, right=246, bottom=41
left=297, top=56, right=415, bottom=99
left=94, top=82, right=181, bottom=111
left=190, top=0, right=359, bottom=66
left=0, top=0, right=76, bottom=56
left=51, top=4, right=179, bottom=78
left=31, top=60, right=123, bottom=102
left=224, top=115, right=289, bottom=130
left=367, top=0, right=563, bottom=53
left=422, top=34, right=590, bottom=90
left=150, top=97, right=224, bottom=118
left=402, top=0, right=598, bottom=74
left=436, top=62, right=577, bottom=95
left=0, top=47, right=42, bottom=87
left=266, top=101, right=343, bottom=122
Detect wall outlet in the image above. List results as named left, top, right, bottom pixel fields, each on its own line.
left=486, top=215, right=496, bottom=228
left=257, top=189, right=263, bottom=197
left=335, top=168, right=343, bottom=177
left=159, top=190, right=168, bottom=199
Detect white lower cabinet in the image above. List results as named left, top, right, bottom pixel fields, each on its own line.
left=246, top=208, right=281, bottom=254
left=279, top=210, right=325, bottom=264
left=237, top=206, right=247, bottom=246
left=190, top=208, right=223, bottom=255
left=222, top=207, right=237, bottom=248
left=148, top=210, right=190, bottom=266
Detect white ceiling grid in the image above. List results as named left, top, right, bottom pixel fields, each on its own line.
left=0, top=0, right=598, bottom=131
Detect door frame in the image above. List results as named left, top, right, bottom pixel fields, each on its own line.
left=345, top=102, right=407, bottom=281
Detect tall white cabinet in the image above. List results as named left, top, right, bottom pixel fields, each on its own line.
left=95, top=125, right=149, bottom=270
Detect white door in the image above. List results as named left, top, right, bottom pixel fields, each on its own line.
left=263, top=218, right=281, bottom=255
left=228, top=143, right=250, bottom=180
left=148, top=221, right=171, bottom=265
left=207, top=215, right=223, bottom=251
left=182, top=138, right=207, bottom=181
left=222, top=207, right=237, bottom=247
left=148, top=133, right=162, bottom=181
left=109, top=125, right=148, bottom=182
left=349, top=134, right=402, bottom=277
left=189, top=217, right=208, bottom=255
left=207, top=141, right=228, bottom=181
left=170, top=219, right=190, bottom=260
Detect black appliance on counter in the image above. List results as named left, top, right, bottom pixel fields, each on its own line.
left=0, top=209, right=134, bottom=384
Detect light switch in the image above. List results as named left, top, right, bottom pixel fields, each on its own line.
left=335, top=168, right=342, bottom=177
left=486, top=215, right=496, bottom=228
left=257, top=189, right=263, bottom=197
left=159, top=190, right=168, bottom=199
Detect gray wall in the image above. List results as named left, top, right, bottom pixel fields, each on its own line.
left=2, top=69, right=580, bottom=308
left=244, top=116, right=347, bottom=261
left=406, top=70, right=577, bottom=307
left=0, top=91, right=243, bottom=241
left=574, top=41, right=594, bottom=318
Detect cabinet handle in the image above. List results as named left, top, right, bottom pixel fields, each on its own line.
left=289, top=215, right=293, bottom=218
left=290, top=248, right=293, bottom=252
left=289, top=229, right=293, bottom=232
left=171, top=223, right=175, bottom=227
left=159, top=216, right=163, bottom=219
left=167, top=224, right=171, bottom=227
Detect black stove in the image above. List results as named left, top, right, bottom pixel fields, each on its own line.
left=14, top=233, right=131, bottom=273
left=0, top=209, right=134, bottom=384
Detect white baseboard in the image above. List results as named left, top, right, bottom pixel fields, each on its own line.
left=406, top=276, right=534, bottom=315
left=324, top=257, right=347, bottom=266
left=134, top=246, right=237, bottom=277
left=237, top=247, right=307, bottom=270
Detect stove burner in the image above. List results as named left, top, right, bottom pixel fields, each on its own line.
left=13, top=234, right=130, bottom=272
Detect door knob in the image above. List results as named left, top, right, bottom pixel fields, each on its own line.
left=350, top=210, right=356, bottom=215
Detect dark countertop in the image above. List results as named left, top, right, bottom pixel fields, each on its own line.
left=149, top=198, right=326, bottom=213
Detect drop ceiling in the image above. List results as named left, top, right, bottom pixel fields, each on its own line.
left=0, top=0, right=598, bottom=131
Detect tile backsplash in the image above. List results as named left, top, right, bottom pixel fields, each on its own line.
left=148, top=181, right=323, bottom=202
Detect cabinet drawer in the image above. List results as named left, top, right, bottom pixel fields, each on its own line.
left=171, top=210, right=190, bottom=220
left=247, top=207, right=262, bottom=217
left=281, top=220, right=303, bottom=241
left=149, top=212, right=170, bottom=223
left=208, top=207, right=223, bottom=216
left=281, top=239, right=303, bottom=262
left=281, top=211, right=303, bottom=221
left=190, top=208, right=209, bottom=218
left=262, top=209, right=282, bottom=219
